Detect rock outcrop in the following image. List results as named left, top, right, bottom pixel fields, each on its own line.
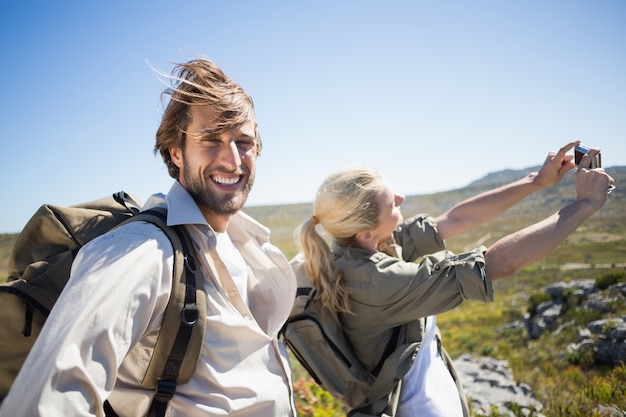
left=453, top=354, right=545, bottom=417
left=524, top=279, right=626, bottom=366
left=451, top=275, right=626, bottom=416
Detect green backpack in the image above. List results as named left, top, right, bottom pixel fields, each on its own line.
left=282, top=257, right=422, bottom=416
left=0, top=192, right=206, bottom=417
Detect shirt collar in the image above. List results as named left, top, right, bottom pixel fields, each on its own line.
left=143, top=181, right=207, bottom=228
left=142, top=181, right=271, bottom=244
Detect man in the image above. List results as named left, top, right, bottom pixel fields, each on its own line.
left=0, top=59, right=297, bottom=416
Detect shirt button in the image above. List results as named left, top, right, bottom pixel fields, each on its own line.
left=227, top=290, right=236, bottom=297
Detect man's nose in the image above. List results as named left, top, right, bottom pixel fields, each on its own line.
left=220, top=141, right=242, bottom=168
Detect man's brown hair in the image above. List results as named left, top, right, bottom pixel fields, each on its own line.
left=154, top=59, right=261, bottom=179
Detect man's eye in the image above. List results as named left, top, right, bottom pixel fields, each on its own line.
left=237, top=140, right=256, bottom=151
left=201, top=138, right=222, bottom=147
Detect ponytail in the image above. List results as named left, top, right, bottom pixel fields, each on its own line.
left=295, top=166, right=385, bottom=315
left=295, top=218, right=352, bottom=314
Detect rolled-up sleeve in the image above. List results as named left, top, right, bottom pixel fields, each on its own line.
left=393, top=214, right=445, bottom=262
left=343, top=246, right=492, bottom=329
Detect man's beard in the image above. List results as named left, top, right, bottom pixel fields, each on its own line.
left=183, top=166, right=254, bottom=216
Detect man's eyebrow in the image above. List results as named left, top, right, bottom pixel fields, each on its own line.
left=195, top=128, right=256, bottom=141
left=195, top=128, right=221, bottom=138
left=238, top=132, right=256, bottom=140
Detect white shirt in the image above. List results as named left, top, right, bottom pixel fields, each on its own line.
left=397, top=316, right=463, bottom=417
left=215, top=231, right=249, bottom=305
left=0, top=181, right=297, bottom=417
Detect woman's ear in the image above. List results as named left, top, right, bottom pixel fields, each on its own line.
left=355, top=230, right=373, bottom=244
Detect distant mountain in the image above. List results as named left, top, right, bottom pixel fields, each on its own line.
left=467, top=166, right=543, bottom=189
left=397, top=165, right=626, bottom=254
left=466, top=165, right=626, bottom=217
left=3, top=166, right=625, bottom=273
left=466, top=165, right=626, bottom=192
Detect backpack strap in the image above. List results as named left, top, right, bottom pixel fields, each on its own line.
left=371, top=326, right=401, bottom=377
left=104, top=208, right=206, bottom=417
left=300, top=287, right=400, bottom=379
left=112, top=191, right=142, bottom=215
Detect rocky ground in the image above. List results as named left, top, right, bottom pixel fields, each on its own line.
left=452, top=277, right=626, bottom=416
left=453, top=354, right=545, bottom=417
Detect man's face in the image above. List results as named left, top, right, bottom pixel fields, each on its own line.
left=170, top=105, right=259, bottom=225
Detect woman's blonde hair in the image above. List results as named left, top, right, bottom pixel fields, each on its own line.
left=154, top=59, right=261, bottom=179
left=295, top=166, right=384, bottom=314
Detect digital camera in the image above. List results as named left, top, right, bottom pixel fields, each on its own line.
left=574, top=144, right=601, bottom=168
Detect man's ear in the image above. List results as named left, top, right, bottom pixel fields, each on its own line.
left=169, top=147, right=183, bottom=168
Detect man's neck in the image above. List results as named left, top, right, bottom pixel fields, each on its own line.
left=203, top=211, right=231, bottom=233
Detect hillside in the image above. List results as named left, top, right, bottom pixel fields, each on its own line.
left=2, top=165, right=625, bottom=276
left=1, top=166, right=625, bottom=416
left=246, top=165, right=626, bottom=261
left=248, top=165, right=626, bottom=416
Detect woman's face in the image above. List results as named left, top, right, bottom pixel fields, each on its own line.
left=371, top=180, right=405, bottom=243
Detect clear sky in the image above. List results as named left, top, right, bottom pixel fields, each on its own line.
left=1, top=0, right=624, bottom=233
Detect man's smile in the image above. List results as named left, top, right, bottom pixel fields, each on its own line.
left=211, top=174, right=242, bottom=186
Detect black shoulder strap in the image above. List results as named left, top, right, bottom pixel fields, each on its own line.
left=104, top=207, right=205, bottom=417
left=142, top=209, right=199, bottom=417
left=371, top=326, right=401, bottom=377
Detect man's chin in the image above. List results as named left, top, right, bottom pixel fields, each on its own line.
left=195, top=176, right=253, bottom=215
left=207, top=191, right=249, bottom=215
left=214, top=201, right=245, bottom=216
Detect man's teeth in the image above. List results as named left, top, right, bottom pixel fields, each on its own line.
left=213, top=175, right=240, bottom=185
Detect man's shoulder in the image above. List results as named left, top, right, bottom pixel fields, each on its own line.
left=85, top=219, right=174, bottom=254
left=234, top=210, right=267, bottom=227
left=229, top=211, right=270, bottom=239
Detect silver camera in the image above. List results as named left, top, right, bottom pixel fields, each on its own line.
left=574, top=144, right=601, bottom=168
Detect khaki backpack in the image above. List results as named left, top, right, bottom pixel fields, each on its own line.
left=0, top=192, right=206, bottom=417
left=282, top=256, right=422, bottom=416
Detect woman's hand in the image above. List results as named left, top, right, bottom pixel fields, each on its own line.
left=574, top=148, right=615, bottom=209
left=532, top=140, right=580, bottom=188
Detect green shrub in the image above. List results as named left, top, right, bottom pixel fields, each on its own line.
left=527, top=292, right=552, bottom=315
left=502, top=307, right=524, bottom=322
left=595, top=271, right=625, bottom=290
left=562, top=307, right=604, bottom=326
left=564, top=344, right=595, bottom=367
left=479, top=344, right=495, bottom=356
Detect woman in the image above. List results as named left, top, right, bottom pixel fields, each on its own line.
left=292, top=141, right=614, bottom=417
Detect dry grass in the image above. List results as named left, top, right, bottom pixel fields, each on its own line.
left=2, top=166, right=625, bottom=415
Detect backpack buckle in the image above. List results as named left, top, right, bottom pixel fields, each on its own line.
left=154, top=379, right=177, bottom=402
left=181, top=304, right=199, bottom=326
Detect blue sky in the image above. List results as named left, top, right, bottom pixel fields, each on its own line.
left=1, top=1, right=624, bottom=233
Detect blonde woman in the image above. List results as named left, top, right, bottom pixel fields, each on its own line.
left=292, top=141, right=614, bottom=417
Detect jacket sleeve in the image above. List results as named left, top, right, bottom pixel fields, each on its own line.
left=0, top=222, right=173, bottom=417
left=392, top=214, right=446, bottom=262
left=361, top=247, right=492, bottom=328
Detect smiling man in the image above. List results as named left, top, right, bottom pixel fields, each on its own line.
left=0, top=59, right=298, bottom=417
left=170, top=104, right=258, bottom=231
